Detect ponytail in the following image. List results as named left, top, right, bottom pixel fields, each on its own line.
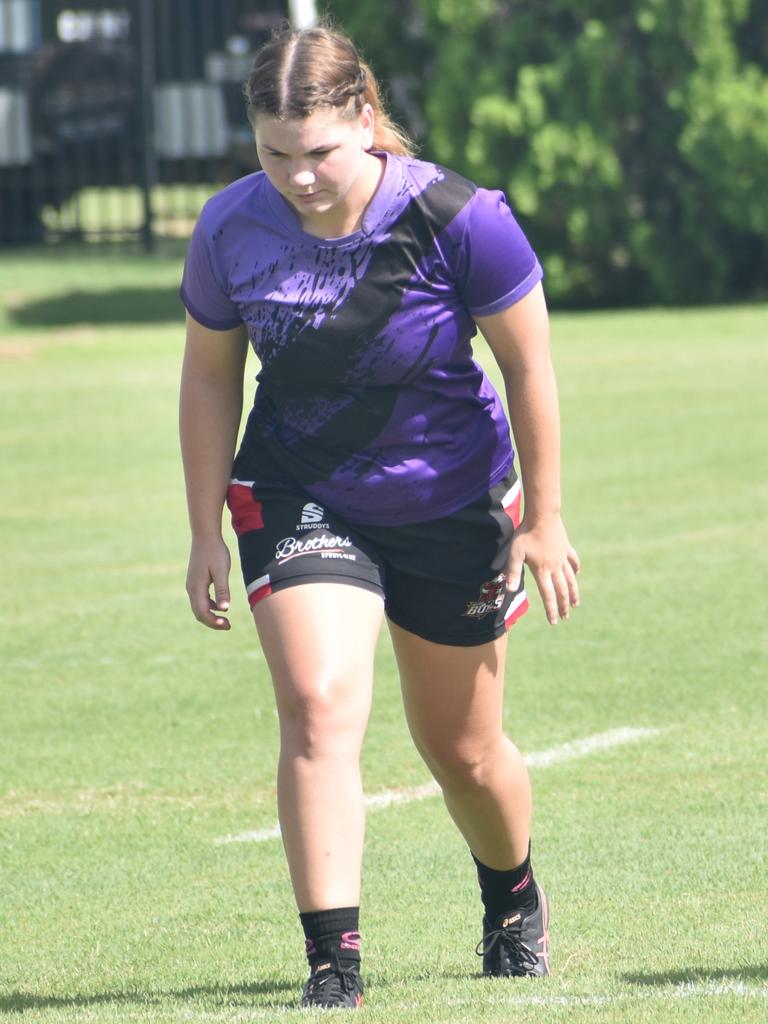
left=359, top=60, right=415, bottom=157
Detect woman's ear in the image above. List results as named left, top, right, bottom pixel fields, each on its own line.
left=360, top=103, right=375, bottom=150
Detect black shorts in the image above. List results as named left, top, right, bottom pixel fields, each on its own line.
left=226, top=472, right=529, bottom=647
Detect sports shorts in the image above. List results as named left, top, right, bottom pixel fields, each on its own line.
left=226, top=471, right=529, bottom=647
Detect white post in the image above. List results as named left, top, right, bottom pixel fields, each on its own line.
left=287, top=0, right=318, bottom=29
left=0, top=0, right=37, bottom=52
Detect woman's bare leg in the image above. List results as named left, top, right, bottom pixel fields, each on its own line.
left=253, top=583, right=384, bottom=910
left=390, top=622, right=530, bottom=870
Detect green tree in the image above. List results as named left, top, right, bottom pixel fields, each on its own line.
left=327, top=0, right=768, bottom=306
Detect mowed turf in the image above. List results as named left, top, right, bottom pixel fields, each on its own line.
left=0, top=248, right=766, bottom=1022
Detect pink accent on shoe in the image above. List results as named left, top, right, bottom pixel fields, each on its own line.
left=305, top=939, right=317, bottom=955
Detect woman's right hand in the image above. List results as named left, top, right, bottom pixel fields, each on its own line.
left=180, top=314, right=248, bottom=632
left=186, top=535, right=233, bottom=630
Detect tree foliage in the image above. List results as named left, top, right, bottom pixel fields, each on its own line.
left=326, top=0, right=768, bottom=306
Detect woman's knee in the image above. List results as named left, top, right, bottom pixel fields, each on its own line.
left=252, top=585, right=381, bottom=757
left=416, top=733, right=507, bottom=790
left=275, top=672, right=369, bottom=758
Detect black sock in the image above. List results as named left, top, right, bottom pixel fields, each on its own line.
left=299, top=906, right=361, bottom=968
left=472, top=843, right=537, bottom=920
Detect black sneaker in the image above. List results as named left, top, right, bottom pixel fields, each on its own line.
left=476, top=883, right=550, bottom=977
left=301, top=956, right=364, bottom=1009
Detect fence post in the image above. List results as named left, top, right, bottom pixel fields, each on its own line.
left=136, top=0, right=156, bottom=251
left=288, top=0, right=318, bottom=29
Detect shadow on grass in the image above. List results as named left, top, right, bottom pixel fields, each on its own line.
left=1, top=970, right=499, bottom=1014
left=361, top=968, right=484, bottom=988
left=623, top=965, right=768, bottom=986
left=0, top=979, right=296, bottom=1015
left=7, top=288, right=184, bottom=327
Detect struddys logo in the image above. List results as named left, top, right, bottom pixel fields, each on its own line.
left=297, top=502, right=329, bottom=531
left=463, top=574, right=507, bottom=619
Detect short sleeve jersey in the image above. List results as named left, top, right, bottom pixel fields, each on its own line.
left=180, top=154, right=543, bottom=526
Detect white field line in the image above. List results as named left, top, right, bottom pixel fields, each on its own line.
left=214, top=726, right=660, bottom=846
left=437, top=979, right=768, bottom=1008
left=168, top=980, right=768, bottom=1021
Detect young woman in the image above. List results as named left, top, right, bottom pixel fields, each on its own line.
left=180, top=24, right=579, bottom=1010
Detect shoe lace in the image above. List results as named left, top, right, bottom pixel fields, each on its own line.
left=306, top=960, right=359, bottom=1003
left=476, top=922, right=539, bottom=973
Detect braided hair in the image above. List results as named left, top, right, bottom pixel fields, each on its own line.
left=244, top=25, right=414, bottom=157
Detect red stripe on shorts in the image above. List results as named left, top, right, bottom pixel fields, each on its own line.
left=247, top=580, right=273, bottom=607
left=505, top=591, right=529, bottom=628
left=227, top=481, right=264, bottom=536
left=501, top=480, right=522, bottom=529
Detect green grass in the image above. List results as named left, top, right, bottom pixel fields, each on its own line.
left=1, top=249, right=766, bottom=1022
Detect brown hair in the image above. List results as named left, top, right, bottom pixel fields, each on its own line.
left=244, top=25, right=415, bottom=157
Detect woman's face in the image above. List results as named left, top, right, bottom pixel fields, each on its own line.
left=254, top=105, right=376, bottom=234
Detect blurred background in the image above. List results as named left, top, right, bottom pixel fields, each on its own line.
left=1, top=0, right=766, bottom=308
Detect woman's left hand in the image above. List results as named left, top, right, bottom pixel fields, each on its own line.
left=505, top=515, right=580, bottom=625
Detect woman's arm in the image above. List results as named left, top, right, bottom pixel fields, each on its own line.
left=475, top=282, right=580, bottom=624
left=179, top=312, right=249, bottom=630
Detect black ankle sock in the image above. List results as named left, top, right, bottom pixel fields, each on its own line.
left=472, top=843, right=537, bottom=919
left=299, top=906, right=361, bottom=967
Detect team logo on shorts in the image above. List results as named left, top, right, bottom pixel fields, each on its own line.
left=463, top=574, right=507, bottom=619
left=297, top=502, right=329, bottom=531
left=276, top=534, right=354, bottom=563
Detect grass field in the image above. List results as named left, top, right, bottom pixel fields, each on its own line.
left=1, top=247, right=766, bottom=1022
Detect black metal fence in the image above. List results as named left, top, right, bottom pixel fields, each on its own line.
left=0, top=0, right=293, bottom=246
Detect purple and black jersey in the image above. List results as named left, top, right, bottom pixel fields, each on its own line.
left=180, top=153, right=542, bottom=525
